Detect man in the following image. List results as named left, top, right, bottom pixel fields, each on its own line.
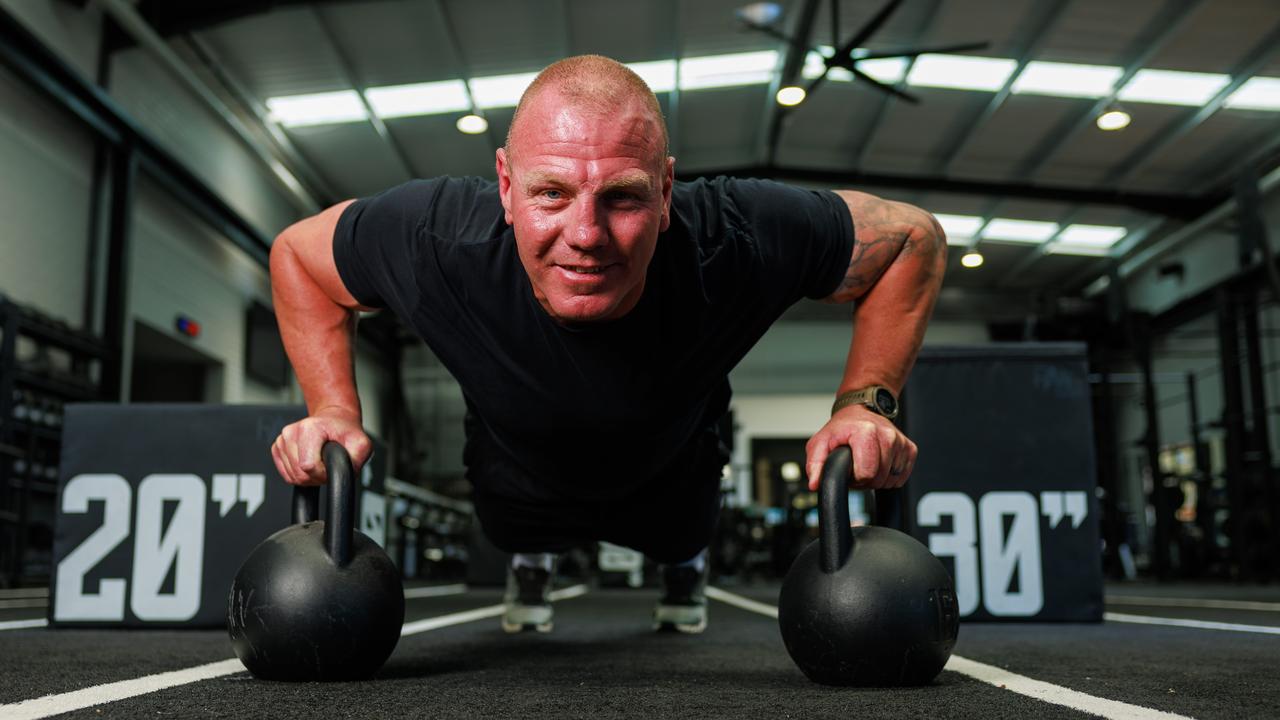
left=269, top=55, right=946, bottom=634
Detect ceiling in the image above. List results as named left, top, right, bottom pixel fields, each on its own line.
left=123, top=0, right=1280, bottom=324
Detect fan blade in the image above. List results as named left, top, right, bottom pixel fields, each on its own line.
left=738, top=17, right=797, bottom=44
left=854, top=41, right=991, bottom=61
left=831, top=0, right=840, bottom=49
left=834, top=0, right=906, bottom=59
left=851, top=66, right=920, bottom=104
left=804, top=68, right=832, bottom=100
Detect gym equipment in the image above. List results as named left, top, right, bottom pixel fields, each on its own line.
left=227, top=442, right=404, bottom=681
left=778, top=447, right=959, bottom=686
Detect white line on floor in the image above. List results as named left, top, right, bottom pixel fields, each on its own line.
left=0, top=659, right=245, bottom=720
left=705, top=586, right=1196, bottom=720
left=705, top=586, right=778, bottom=618
left=0, top=598, right=47, bottom=610
left=404, top=583, right=468, bottom=599
left=0, top=584, right=590, bottom=719
left=0, top=618, right=47, bottom=631
left=0, top=587, right=48, bottom=599
left=1106, top=611, right=1280, bottom=635
left=945, top=656, right=1195, bottom=720
left=1107, top=595, right=1280, bottom=612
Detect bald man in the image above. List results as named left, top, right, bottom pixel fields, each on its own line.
left=270, top=55, right=946, bottom=635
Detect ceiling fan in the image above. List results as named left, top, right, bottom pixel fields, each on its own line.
left=738, top=0, right=991, bottom=105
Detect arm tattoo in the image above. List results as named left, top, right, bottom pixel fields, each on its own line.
left=825, top=192, right=946, bottom=303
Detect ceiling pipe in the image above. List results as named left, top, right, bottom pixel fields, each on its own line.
left=94, top=0, right=320, bottom=214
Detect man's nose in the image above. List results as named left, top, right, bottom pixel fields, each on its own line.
left=565, top=196, right=608, bottom=250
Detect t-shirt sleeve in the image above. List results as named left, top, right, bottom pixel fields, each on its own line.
left=721, top=178, right=855, bottom=300
left=332, top=178, right=443, bottom=311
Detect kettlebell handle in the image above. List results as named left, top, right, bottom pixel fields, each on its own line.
left=288, top=442, right=356, bottom=567
left=818, top=446, right=854, bottom=574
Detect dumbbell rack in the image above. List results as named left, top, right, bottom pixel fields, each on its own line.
left=0, top=295, right=105, bottom=587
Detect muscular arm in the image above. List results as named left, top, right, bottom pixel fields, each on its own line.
left=826, top=190, right=947, bottom=396
left=269, top=200, right=378, bottom=483
left=804, top=191, right=946, bottom=489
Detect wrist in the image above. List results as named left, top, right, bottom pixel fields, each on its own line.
left=831, top=385, right=899, bottom=419
left=312, top=404, right=362, bottom=423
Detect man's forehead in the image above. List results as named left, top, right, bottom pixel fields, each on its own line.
left=510, top=90, right=664, bottom=157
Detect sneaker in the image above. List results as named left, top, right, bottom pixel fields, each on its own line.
left=502, top=564, right=554, bottom=633
left=653, top=562, right=708, bottom=633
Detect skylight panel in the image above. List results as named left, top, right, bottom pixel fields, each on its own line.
left=934, top=213, right=984, bottom=243
left=1012, top=61, right=1123, bottom=98
left=365, top=80, right=471, bottom=119
left=266, top=91, right=367, bottom=127
left=679, top=51, right=778, bottom=90
left=907, top=54, right=1017, bottom=91
left=1117, top=69, right=1231, bottom=106
left=1224, top=76, right=1280, bottom=111
left=983, top=218, right=1060, bottom=243
left=627, top=60, right=677, bottom=93
left=1057, top=224, right=1127, bottom=247
left=470, top=72, right=539, bottom=109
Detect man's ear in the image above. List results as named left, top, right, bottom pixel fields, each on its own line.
left=496, top=148, right=515, bottom=225
left=659, top=155, right=675, bottom=232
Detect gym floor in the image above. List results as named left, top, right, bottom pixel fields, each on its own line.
left=0, top=582, right=1276, bottom=719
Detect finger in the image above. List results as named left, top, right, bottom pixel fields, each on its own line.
left=274, top=437, right=303, bottom=485
left=296, top=427, right=329, bottom=484
left=271, top=439, right=293, bottom=484
left=851, top=430, right=881, bottom=487
left=345, top=433, right=374, bottom=473
left=869, top=426, right=897, bottom=489
left=807, top=438, right=832, bottom=491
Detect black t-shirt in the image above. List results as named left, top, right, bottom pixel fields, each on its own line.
left=333, top=176, right=854, bottom=501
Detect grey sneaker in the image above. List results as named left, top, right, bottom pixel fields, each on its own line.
left=654, top=563, right=708, bottom=633
left=502, top=565, right=554, bottom=633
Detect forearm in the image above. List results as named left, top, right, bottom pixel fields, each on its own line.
left=270, top=235, right=362, bottom=423
left=833, top=197, right=947, bottom=395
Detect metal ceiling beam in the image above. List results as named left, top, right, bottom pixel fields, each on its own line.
left=0, top=6, right=271, bottom=264
left=849, top=0, right=939, bottom=179
left=1012, top=0, right=1206, bottom=183
left=96, top=0, right=322, bottom=213
left=755, top=0, right=823, bottom=166
left=181, top=33, right=341, bottom=204
left=1105, top=21, right=1280, bottom=189
left=931, top=0, right=1070, bottom=176
left=680, top=165, right=1219, bottom=218
left=134, top=0, right=382, bottom=37
left=428, top=0, right=500, bottom=155
left=311, top=6, right=418, bottom=181
left=996, top=207, right=1082, bottom=286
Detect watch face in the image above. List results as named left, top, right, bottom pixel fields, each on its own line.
left=874, top=388, right=898, bottom=415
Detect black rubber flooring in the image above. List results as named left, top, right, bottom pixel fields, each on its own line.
left=1, top=581, right=1277, bottom=719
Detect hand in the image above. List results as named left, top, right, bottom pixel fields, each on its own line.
left=271, top=409, right=372, bottom=486
left=805, top=405, right=917, bottom=491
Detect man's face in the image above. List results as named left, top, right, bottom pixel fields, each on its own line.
left=497, top=91, right=674, bottom=324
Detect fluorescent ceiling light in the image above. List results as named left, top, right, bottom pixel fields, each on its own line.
left=1118, top=69, right=1231, bottom=106
left=983, top=218, right=1059, bottom=243
left=365, top=80, right=471, bottom=119
left=934, top=213, right=984, bottom=243
left=1012, top=61, right=1122, bottom=98
left=267, top=91, right=366, bottom=127
left=628, top=60, right=677, bottom=94
left=907, top=54, right=1017, bottom=92
left=1050, top=243, right=1112, bottom=257
left=470, top=72, right=538, bottom=109
left=1225, top=76, right=1280, bottom=111
left=679, top=50, right=778, bottom=90
left=1057, top=224, right=1127, bottom=247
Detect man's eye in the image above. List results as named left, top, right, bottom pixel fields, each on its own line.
left=542, top=189, right=563, bottom=200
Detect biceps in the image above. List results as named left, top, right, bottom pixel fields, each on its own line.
left=823, top=192, right=911, bottom=303
left=272, top=200, right=372, bottom=311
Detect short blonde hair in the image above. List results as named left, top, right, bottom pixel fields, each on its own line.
left=506, top=55, right=669, bottom=161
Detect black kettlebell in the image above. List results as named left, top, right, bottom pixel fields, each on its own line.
left=778, top=446, right=959, bottom=686
left=227, top=442, right=405, bottom=681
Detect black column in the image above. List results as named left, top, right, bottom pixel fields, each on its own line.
left=99, top=144, right=136, bottom=402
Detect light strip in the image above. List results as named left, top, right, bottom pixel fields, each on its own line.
left=983, top=218, right=1060, bottom=243
left=1012, top=61, right=1123, bottom=98
left=933, top=213, right=984, bottom=244
left=1117, top=69, right=1232, bottom=106
left=264, top=50, right=1280, bottom=127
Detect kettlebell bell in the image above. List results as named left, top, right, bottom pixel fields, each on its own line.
left=227, top=442, right=405, bottom=681
left=778, top=446, right=959, bottom=686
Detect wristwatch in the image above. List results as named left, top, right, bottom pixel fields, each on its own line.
left=831, top=385, right=899, bottom=419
